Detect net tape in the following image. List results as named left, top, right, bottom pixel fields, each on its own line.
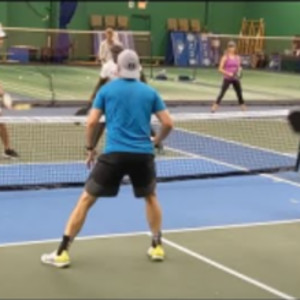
left=0, top=109, right=291, bottom=123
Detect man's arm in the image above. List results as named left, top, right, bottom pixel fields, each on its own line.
left=89, top=78, right=109, bottom=104
left=85, top=108, right=103, bottom=168
left=153, top=110, right=173, bottom=146
left=74, top=78, right=108, bottom=116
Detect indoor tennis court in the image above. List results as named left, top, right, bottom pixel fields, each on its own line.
left=1, top=110, right=300, bottom=299
left=1, top=1, right=300, bottom=299
left=1, top=173, right=300, bottom=299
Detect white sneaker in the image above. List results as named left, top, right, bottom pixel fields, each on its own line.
left=41, top=250, right=71, bottom=268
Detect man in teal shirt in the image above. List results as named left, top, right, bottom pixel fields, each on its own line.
left=41, top=49, right=173, bottom=267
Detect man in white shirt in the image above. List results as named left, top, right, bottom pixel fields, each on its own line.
left=76, top=44, right=164, bottom=152
left=75, top=44, right=124, bottom=147
left=76, top=44, right=123, bottom=115
left=98, top=27, right=122, bottom=64
left=0, top=25, right=19, bottom=159
left=99, top=52, right=119, bottom=80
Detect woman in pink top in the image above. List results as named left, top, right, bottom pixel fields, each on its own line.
left=211, top=41, right=246, bottom=113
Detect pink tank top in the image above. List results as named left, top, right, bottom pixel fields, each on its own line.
left=224, top=55, right=239, bottom=79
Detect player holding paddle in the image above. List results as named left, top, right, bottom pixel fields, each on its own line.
left=75, top=44, right=124, bottom=147
left=75, top=44, right=164, bottom=152
left=0, top=25, right=19, bottom=159
left=211, top=40, right=246, bottom=113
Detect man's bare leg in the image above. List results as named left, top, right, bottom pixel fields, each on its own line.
left=0, top=123, right=19, bottom=158
left=145, top=192, right=164, bottom=261
left=0, top=124, right=10, bottom=150
left=41, top=190, right=97, bottom=267
left=57, top=190, right=97, bottom=255
left=145, top=192, right=162, bottom=245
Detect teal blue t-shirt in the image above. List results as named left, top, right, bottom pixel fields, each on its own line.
left=93, top=78, right=166, bottom=154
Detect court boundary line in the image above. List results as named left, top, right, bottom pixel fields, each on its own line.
left=1, top=218, right=299, bottom=248
left=176, top=126, right=295, bottom=159
left=166, top=137, right=300, bottom=189
left=162, top=237, right=296, bottom=300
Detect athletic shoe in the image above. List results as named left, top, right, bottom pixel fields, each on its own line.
left=240, top=104, right=247, bottom=111
left=211, top=103, right=219, bottom=113
left=41, top=250, right=71, bottom=268
left=3, top=149, right=19, bottom=159
left=147, top=245, right=165, bottom=262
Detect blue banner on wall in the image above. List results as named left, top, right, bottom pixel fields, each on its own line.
left=186, top=33, right=201, bottom=66
left=166, top=32, right=214, bottom=67
left=55, top=1, right=78, bottom=62
left=199, top=35, right=212, bottom=67
left=59, top=1, right=78, bottom=29
left=171, top=32, right=188, bottom=66
left=268, top=54, right=282, bottom=71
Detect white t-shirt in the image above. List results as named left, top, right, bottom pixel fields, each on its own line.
left=98, top=34, right=123, bottom=63
left=100, top=60, right=118, bottom=80
left=98, top=40, right=113, bottom=63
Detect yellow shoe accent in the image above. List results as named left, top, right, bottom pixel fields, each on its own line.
left=41, top=250, right=71, bottom=268
left=147, top=245, right=165, bottom=262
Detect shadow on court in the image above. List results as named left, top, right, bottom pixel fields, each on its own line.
left=1, top=223, right=300, bottom=299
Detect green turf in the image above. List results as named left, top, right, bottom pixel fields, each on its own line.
left=0, top=64, right=299, bottom=102
left=166, top=223, right=300, bottom=298
left=0, top=233, right=286, bottom=299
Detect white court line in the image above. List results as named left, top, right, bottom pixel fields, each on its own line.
left=162, top=237, right=296, bottom=300
left=1, top=218, right=299, bottom=249
left=176, top=126, right=295, bottom=158
left=165, top=139, right=300, bottom=189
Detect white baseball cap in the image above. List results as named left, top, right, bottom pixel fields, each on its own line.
left=0, top=24, right=6, bottom=38
left=117, top=49, right=141, bottom=79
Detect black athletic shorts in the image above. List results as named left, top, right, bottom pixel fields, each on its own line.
left=85, top=152, right=156, bottom=198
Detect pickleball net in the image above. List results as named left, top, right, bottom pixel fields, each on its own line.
left=0, top=110, right=299, bottom=190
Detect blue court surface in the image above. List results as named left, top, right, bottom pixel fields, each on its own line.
left=1, top=172, right=300, bottom=244
left=1, top=169, right=300, bottom=299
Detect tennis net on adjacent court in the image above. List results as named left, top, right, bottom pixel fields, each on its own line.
left=0, top=110, right=299, bottom=190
